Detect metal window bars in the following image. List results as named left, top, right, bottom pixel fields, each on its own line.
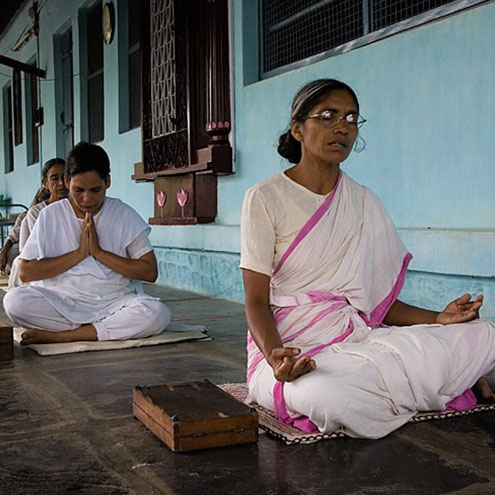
left=261, top=0, right=486, bottom=76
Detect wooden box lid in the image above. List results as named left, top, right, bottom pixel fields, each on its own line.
left=133, top=379, right=258, bottom=452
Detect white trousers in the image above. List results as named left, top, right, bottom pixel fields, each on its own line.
left=3, top=286, right=171, bottom=341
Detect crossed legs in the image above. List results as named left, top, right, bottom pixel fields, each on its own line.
left=3, top=286, right=171, bottom=344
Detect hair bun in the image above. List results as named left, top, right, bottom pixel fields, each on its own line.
left=277, top=130, right=301, bottom=164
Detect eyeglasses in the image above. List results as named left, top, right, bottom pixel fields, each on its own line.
left=307, top=110, right=367, bottom=129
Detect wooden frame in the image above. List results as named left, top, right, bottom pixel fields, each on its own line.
left=135, top=0, right=233, bottom=225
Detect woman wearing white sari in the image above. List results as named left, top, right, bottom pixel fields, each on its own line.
left=240, top=79, right=495, bottom=439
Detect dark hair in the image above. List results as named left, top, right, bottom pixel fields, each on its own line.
left=41, top=157, right=65, bottom=181
left=277, top=79, right=360, bottom=164
left=65, top=141, right=111, bottom=180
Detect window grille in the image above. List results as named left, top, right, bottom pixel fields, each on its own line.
left=372, top=0, right=456, bottom=30
left=261, top=0, right=483, bottom=75
left=138, top=0, right=232, bottom=225
left=151, top=0, right=177, bottom=138
left=263, top=0, right=363, bottom=73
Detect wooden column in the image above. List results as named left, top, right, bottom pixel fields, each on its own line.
left=205, top=0, right=230, bottom=144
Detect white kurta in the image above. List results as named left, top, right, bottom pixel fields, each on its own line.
left=240, top=171, right=495, bottom=439
left=8, top=201, right=47, bottom=288
left=19, top=200, right=47, bottom=251
left=3, top=197, right=170, bottom=340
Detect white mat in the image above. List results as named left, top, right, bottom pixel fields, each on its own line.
left=13, top=322, right=210, bottom=356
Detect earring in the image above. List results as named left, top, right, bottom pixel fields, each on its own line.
left=353, top=135, right=366, bottom=153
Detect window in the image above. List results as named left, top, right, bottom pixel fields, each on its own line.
left=128, top=0, right=141, bottom=129
left=54, top=28, right=74, bottom=158
left=86, top=2, right=104, bottom=143
left=136, top=0, right=232, bottom=225
left=372, top=0, right=457, bottom=30
left=13, top=68, right=22, bottom=145
left=3, top=84, right=14, bottom=173
left=261, top=0, right=488, bottom=76
left=118, top=0, right=141, bottom=132
left=25, top=59, right=40, bottom=165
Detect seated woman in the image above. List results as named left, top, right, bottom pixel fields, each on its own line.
left=241, top=79, right=495, bottom=439
left=4, top=142, right=170, bottom=345
left=7, top=158, right=68, bottom=288
left=0, top=212, right=25, bottom=276
left=0, top=185, right=50, bottom=276
left=20, top=158, right=68, bottom=251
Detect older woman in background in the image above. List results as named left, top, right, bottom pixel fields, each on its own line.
left=7, top=158, right=69, bottom=288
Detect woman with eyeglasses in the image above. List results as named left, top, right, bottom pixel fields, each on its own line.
left=240, top=79, right=495, bottom=439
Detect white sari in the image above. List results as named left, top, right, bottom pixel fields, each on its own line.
left=244, top=171, right=495, bottom=438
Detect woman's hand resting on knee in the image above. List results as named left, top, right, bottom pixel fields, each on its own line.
left=268, top=347, right=316, bottom=382
left=436, top=294, right=483, bottom=325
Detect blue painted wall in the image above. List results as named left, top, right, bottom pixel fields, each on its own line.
left=0, top=0, right=153, bottom=220
left=0, top=1, right=493, bottom=317
left=224, top=0, right=495, bottom=316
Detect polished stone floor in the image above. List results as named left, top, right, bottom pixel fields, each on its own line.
left=1, top=284, right=494, bottom=495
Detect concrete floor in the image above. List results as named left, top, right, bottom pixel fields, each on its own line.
left=1, top=284, right=495, bottom=495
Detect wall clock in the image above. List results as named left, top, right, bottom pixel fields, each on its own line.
left=102, top=2, right=115, bottom=45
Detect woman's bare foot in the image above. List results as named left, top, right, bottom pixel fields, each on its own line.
left=474, top=377, right=495, bottom=402
left=21, top=329, right=67, bottom=345
left=20, top=325, right=98, bottom=345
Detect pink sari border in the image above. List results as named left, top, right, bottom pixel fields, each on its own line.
left=282, top=302, right=347, bottom=344
left=248, top=295, right=347, bottom=384
left=273, top=321, right=355, bottom=433
left=272, top=171, right=342, bottom=277
left=273, top=306, right=296, bottom=324
left=363, top=252, right=413, bottom=327
left=446, top=389, right=477, bottom=411
left=307, top=290, right=348, bottom=304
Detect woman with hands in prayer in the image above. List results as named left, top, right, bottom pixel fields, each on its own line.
left=3, top=142, right=170, bottom=345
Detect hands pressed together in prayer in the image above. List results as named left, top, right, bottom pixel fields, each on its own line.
left=79, top=212, right=101, bottom=259
left=268, top=347, right=316, bottom=382
left=435, top=294, right=483, bottom=325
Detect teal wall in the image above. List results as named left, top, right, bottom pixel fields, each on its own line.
left=155, top=247, right=243, bottom=303
left=0, top=1, right=494, bottom=317
left=223, top=0, right=495, bottom=317
left=0, top=0, right=153, bottom=220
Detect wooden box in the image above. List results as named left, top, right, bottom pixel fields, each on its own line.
left=0, top=319, right=13, bottom=361
left=133, top=379, right=258, bottom=452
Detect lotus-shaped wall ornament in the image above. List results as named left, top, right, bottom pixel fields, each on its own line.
left=156, top=190, right=167, bottom=217
left=176, top=188, right=188, bottom=217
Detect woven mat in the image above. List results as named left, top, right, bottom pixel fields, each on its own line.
left=219, top=383, right=495, bottom=445
left=14, top=322, right=210, bottom=356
